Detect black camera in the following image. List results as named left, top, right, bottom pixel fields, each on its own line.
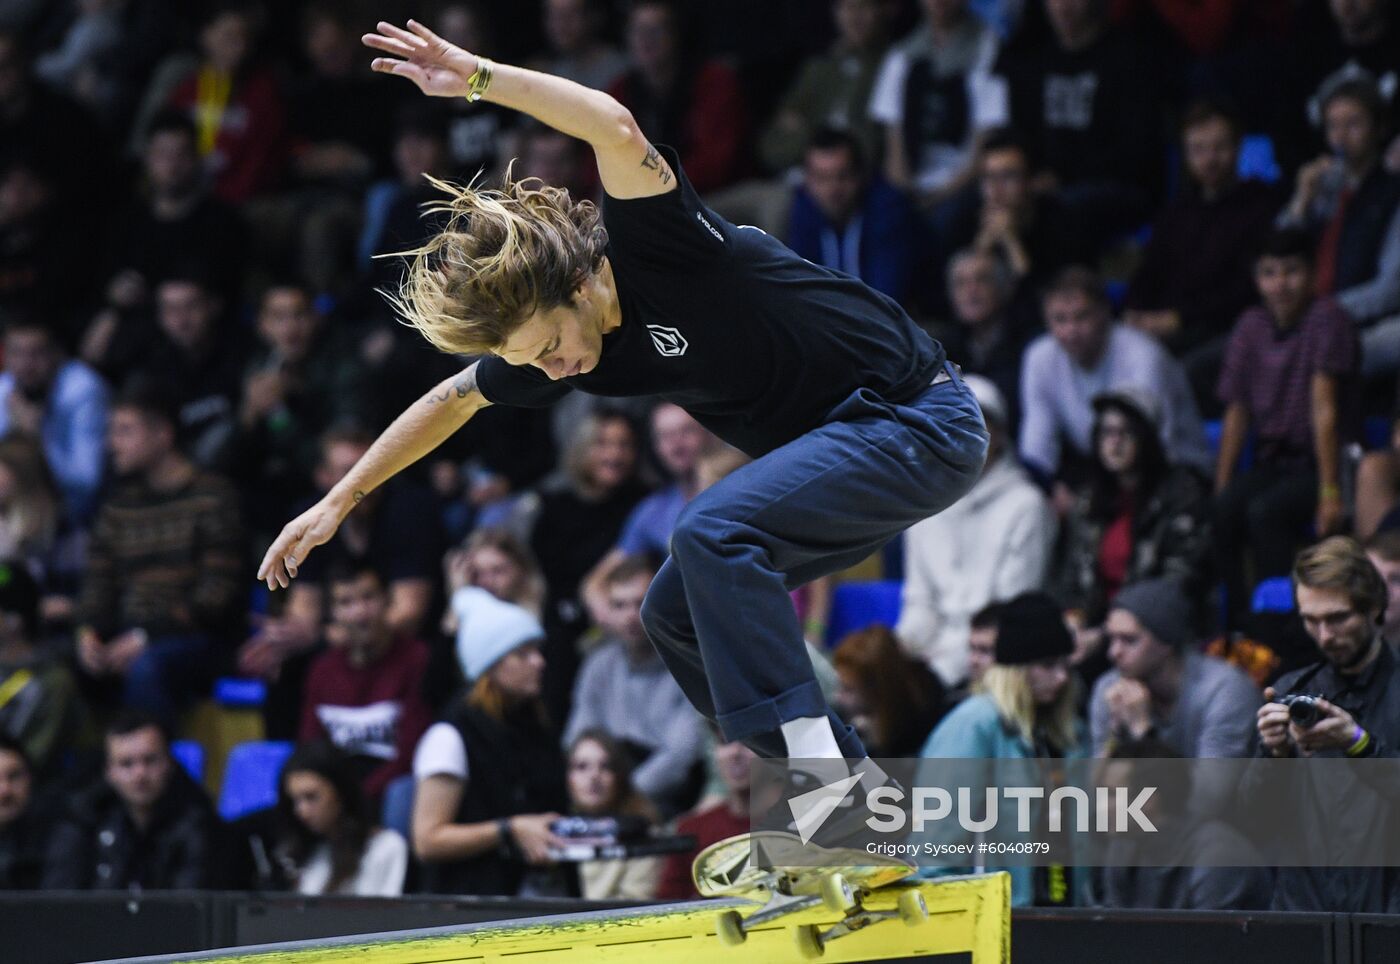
left=1280, top=694, right=1323, bottom=727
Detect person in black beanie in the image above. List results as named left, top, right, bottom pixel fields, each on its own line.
left=920, top=591, right=1089, bottom=908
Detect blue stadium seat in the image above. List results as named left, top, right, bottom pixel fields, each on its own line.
left=214, top=677, right=267, bottom=708
left=1251, top=577, right=1295, bottom=614
left=1203, top=419, right=1255, bottom=471
left=825, top=580, right=903, bottom=647
left=1237, top=134, right=1281, bottom=184
left=170, top=740, right=205, bottom=784
left=219, top=740, right=294, bottom=821
left=382, top=774, right=415, bottom=839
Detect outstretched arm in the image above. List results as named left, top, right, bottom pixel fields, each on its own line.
left=363, top=20, right=675, bottom=200
left=257, top=363, right=490, bottom=589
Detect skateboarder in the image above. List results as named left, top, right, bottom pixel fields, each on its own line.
left=259, top=20, right=987, bottom=799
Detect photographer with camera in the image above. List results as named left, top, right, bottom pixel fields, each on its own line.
left=1252, top=536, right=1400, bottom=911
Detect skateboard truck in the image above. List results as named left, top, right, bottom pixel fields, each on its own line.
left=712, top=869, right=930, bottom=959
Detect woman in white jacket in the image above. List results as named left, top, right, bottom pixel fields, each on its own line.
left=897, top=376, right=1055, bottom=688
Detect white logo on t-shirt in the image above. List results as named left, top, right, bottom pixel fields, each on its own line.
left=695, top=210, right=724, bottom=242
left=316, top=700, right=403, bottom=760
left=647, top=325, right=688, bottom=357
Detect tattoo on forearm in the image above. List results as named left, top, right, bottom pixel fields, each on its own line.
left=352, top=490, right=365, bottom=504
left=641, top=145, right=672, bottom=185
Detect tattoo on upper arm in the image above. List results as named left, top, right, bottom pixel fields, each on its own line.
left=423, top=366, right=479, bottom=406
left=352, top=490, right=365, bottom=504
left=641, top=144, right=672, bottom=185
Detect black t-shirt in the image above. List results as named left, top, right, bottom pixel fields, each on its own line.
left=995, top=31, right=1163, bottom=189
left=476, top=146, right=942, bottom=457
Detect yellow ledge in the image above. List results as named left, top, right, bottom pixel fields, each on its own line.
left=96, top=873, right=1010, bottom=964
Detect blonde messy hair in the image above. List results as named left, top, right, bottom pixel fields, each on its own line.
left=384, top=168, right=608, bottom=355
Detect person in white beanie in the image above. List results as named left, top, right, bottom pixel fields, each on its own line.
left=897, top=374, right=1055, bottom=690
left=410, top=587, right=571, bottom=896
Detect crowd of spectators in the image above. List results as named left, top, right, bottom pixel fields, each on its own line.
left=1, top=0, right=1400, bottom=914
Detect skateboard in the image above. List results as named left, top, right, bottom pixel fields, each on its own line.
left=692, top=830, right=930, bottom=959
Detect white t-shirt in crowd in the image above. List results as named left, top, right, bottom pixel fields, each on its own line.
left=413, top=721, right=470, bottom=782
left=295, top=828, right=408, bottom=896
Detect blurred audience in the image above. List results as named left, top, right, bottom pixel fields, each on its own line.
left=653, top=731, right=755, bottom=901
left=0, top=736, right=41, bottom=889
left=920, top=590, right=1089, bottom=907
left=759, top=0, right=890, bottom=173
left=413, top=590, right=568, bottom=896
left=898, top=375, right=1053, bottom=687
left=986, top=0, right=1166, bottom=237
left=42, top=711, right=218, bottom=889
left=0, top=316, right=108, bottom=523
left=871, top=0, right=999, bottom=220
left=564, top=729, right=662, bottom=900
left=937, top=248, right=1035, bottom=429
left=529, top=0, right=627, bottom=93
left=1279, top=74, right=1400, bottom=377
left=1214, top=229, right=1358, bottom=627
left=0, top=560, right=76, bottom=776
left=298, top=565, right=430, bottom=804
left=564, top=558, right=704, bottom=818
left=581, top=403, right=711, bottom=623
left=608, top=0, right=748, bottom=193
left=1365, top=530, right=1400, bottom=649
left=275, top=741, right=407, bottom=896
left=164, top=3, right=287, bottom=204
left=1125, top=101, right=1283, bottom=410
left=1019, top=267, right=1209, bottom=496
left=786, top=127, right=917, bottom=303
left=832, top=625, right=947, bottom=756
left=508, top=410, right=647, bottom=724
left=1091, top=576, right=1259, bottom=762
left=76, top=385, right=243, bottom=724
left=1248, top=536, right=1400, bottom=913
left=1053, top=388, right=1212, bottom=668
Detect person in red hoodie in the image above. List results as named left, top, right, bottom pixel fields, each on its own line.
left=653, top=728, right=756, bottom=900
left=299, top=562, right=430, bottom=803
left=166, top=3, right=287, bottom=204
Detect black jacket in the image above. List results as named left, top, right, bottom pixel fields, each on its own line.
left=1243, top=640, right=1400, bottom=913
left=0, top=809, right=46, bottom=890
left=40, top=768, right=217, bottom=890
left=1053, top=465, right=1213, bottom=624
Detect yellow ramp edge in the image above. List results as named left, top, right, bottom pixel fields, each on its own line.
left=93, top=873, right=1010, bottom=964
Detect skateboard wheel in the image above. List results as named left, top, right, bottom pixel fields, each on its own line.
left=716, top=910, right=747, bottom=946
left=795, top=924, right=825, bottom=959
left=898, top=889, right=929, bottom=926
left=820, top=872, right=857, bottom=913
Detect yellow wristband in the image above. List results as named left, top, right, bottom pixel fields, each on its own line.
left=466, top=57, right=494, bottom=102
left=1320, top=482, right=1341, bottom=500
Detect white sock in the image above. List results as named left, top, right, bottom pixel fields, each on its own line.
left=780, top=716, right=845, bottom=769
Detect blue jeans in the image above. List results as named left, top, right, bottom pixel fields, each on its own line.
left=123, top=634, right=216, bottom=725
left=640, top=362, right=988, bottom=759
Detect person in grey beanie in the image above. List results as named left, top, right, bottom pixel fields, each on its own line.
left=1090, top=576, right=1260, bottom=764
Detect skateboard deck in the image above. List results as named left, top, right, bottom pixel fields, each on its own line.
left=693, top=831, right=929, bottom=959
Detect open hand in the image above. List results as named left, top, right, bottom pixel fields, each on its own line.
left=363, top=20, right=479, bottom=99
